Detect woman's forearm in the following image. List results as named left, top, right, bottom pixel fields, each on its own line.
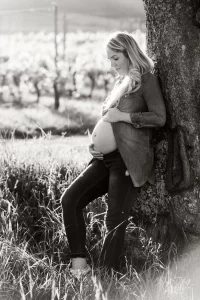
left=119, top=111, right=166, bottom=128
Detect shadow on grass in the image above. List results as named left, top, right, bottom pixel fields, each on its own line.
left=0, top=97, right=101, bottom=139
left=48, top=99, right=99, bottom=135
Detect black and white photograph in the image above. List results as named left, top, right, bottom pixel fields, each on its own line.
left=0, top=0, right=200, bottom=299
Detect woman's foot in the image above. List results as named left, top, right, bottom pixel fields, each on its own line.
left=70, top=257, right=91, bottom=279
left=71, top=257, right=87, bottom=269
left=70, top=265, right=91, bottom=279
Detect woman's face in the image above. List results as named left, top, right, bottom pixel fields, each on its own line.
left=106, top=47, right=129, bottom=76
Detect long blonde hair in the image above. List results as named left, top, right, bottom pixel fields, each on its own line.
left=104, top=31, right=154, bottom=110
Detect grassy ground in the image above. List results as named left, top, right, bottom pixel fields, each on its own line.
left=0, top=95, right=102, bottom=138
left=1, top=135, right=200, bottom=299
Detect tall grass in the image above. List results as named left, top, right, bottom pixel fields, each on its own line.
left=0, top=134, right=199, bottom=299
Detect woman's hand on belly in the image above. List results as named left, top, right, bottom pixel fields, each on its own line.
left=89, top=143, right=103, bottom=160
left=102, top=107, right=122, bottom=123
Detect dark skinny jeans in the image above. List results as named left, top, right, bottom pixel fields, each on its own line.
left=61, top=150, right=138, bottom=270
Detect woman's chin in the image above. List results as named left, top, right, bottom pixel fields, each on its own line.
left=117, top=70, right=127, bottom=76
left=117, top=71, right=123, bottom=76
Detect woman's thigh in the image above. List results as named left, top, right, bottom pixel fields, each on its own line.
left=61, top=159, right=109, bottom=210
left=107, top=157, right=138, bottom=215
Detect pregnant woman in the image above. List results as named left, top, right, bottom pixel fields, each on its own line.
left=61, top=31, right=166, bottom=277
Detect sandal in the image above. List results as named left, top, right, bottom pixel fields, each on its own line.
left=70, top=265, right=92, bottom=280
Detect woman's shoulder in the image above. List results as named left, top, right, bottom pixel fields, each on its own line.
left=141, top=71, right=156, bottom=83
left=141, top=72, right=161, bottom=91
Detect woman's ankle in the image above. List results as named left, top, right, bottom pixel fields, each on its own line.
left=71, top=257, right=87, bottom=270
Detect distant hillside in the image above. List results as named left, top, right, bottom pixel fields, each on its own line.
left=0, top=0, right=145, bottom=32
left=0, top=0, right=145, bottom=18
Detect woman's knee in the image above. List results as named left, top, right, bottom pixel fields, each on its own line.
left=60, top=188, right=73, bottom=209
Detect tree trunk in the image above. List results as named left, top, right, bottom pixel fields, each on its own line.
left=34, top=82, right=41, bottom=103
left=141, top=0, right=200, bottom=247
left=87, top=72, right=96, bottom=98
left=53, top=81, right=60, bottom=110
left=72, top=70, right=77, bottom=93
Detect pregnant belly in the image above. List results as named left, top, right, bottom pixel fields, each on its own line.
left=91, top=119, right=117, bottom=154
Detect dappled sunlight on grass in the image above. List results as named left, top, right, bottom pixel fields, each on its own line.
left=0, top=97, right=102, bottom=137
left=0, top=134, right=91, bottom=169
left=140, top=244, right=200, bottom=300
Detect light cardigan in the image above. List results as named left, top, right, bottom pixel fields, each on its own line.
left=103, top=72, right=166, bottom=187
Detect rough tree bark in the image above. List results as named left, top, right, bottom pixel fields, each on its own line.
left=137, top=0, right=200, bottom=254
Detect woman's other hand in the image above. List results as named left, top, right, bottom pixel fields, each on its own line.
left=89, top=143, right=103, bottom=160
left=102, top=107, right=122, bottom=123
